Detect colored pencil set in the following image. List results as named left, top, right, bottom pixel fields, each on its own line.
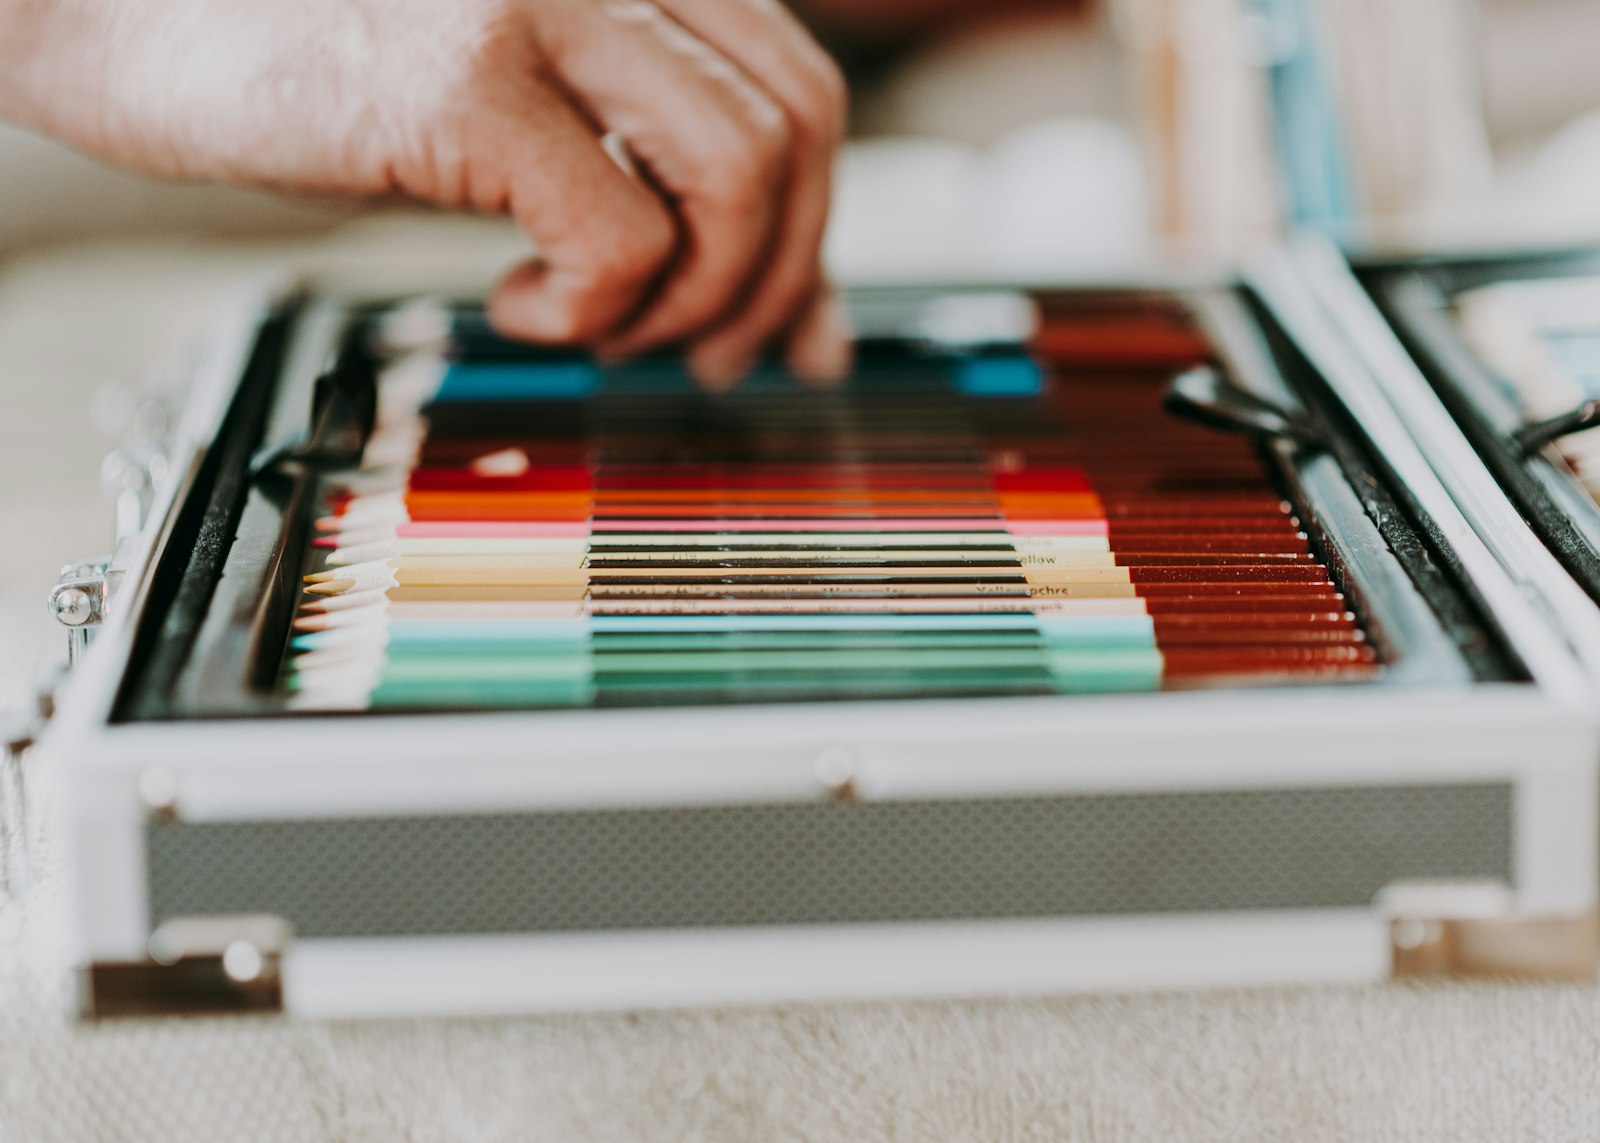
left=283, top=299, right=1377, bottom=711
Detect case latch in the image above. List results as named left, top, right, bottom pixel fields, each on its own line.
left=83, top=914, right=293, bottom=1019
left=1378, top=880, right=1600, bottom=982
left=1514, top=399, right=1600, bottom=456
left=46, top=541, right=138, bottom=666
left=47, top=557, right=112, bottom=665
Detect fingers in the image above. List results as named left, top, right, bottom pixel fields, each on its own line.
left=543, top=0, right=806, bottom=386
left=478, top=73, right=680, bottom=343
left=648, top=0, right=850, bottom=384
left=684, top=161, right=839, bottom=385
left=486, top=0, right=851, bottom=387
left=782, top=283, right=854, bottom=388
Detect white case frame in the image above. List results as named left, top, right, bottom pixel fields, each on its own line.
left=39, top=262, right=1600, bottom=1019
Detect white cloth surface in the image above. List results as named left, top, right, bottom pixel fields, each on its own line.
left=8, top=227, right=1600, bottom=1142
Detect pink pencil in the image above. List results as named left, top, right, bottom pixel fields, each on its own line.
left=589, top=519, right=1110, bottom=536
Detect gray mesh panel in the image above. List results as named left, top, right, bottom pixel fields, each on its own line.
left=147, top=785, right=1513, bottom=938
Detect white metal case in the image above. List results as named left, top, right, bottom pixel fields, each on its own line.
left=37, top=263, right=1600, bottom=1020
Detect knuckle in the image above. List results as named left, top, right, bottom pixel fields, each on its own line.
left=800, top=54, right=848, bottom=141
left=740, top=97, right=794, bottom=170
left=620, top=210, right=679, bottom=271
left=588, top=211, right=677, bottom=285
left=704, top=102, right=793, bottom=203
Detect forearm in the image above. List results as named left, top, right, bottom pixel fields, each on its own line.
left=0, top=0, right=54, bottom=126
left=0, top=0, right=134, bottom=157
left=0, top=0, right=401, bottom=188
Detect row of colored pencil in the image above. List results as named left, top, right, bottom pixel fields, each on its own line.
left=282, top=298, right=1376, bottom=710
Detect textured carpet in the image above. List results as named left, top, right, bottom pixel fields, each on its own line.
left=5, top=230, right=1600, bottom=1143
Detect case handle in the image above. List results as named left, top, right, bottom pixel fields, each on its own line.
left=1163, top=366, right=1324, bottom=448
left=251, top=355, right=377, bottom=478
left=1514, top=399, right=1600, bottom=457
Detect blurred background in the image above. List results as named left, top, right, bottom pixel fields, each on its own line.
left=4, top=0, right=1600, bottom=271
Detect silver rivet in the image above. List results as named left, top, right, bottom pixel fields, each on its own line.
left=147, top=927, right=182, bottom=966
left=814, top=746, right=859, bottom=802
left=221, top=940, right=264, bottom=984
left=1393, top=918, right=1443, bottom=950
left=52, top=588, right=94, bottom=627
left=137, top=767, right=180, bottom=820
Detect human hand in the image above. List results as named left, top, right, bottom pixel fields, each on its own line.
left=2, top=0, right=850, bottom=387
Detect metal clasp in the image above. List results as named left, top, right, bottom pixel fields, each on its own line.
left=1379, top=880, right=1600, bottom=982
left=47, top=558, right=111, bottom=666
left=1163, top=366, right=1325, bottom=449
left=84, top=914, right=293, bottom=1018
left=1514, top=399, right=1600, bottom=457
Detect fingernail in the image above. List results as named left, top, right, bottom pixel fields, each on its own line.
left=688, top=347, right=755, bottom=392
left=790, top=295, right=854, bottom=388
left=594, top=343, right=637, bottom=367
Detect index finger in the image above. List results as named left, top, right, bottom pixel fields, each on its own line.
left=477, top=74, right=680, bottom=344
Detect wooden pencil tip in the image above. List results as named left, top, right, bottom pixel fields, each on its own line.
left=305, top=579, right=357, bottom=596
left=471, top=447, right=531, bottom=477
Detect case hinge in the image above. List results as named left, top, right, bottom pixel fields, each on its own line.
left=47, top=557, right=111, bottom=665
left=1378, top=881, right=1600, bottom=982
left=82, top=914, right=293, bottom=1019
left=47, top=541, right=137, bottom=666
